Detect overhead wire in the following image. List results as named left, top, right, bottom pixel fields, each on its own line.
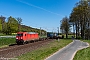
left=16, top=0, right=64, bottom=17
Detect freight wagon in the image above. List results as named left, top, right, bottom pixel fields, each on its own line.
left=47, top=32, right=58, bottom=39
left=16, top=32, right=39, bottom=44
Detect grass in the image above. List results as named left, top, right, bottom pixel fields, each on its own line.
left=59, top=34, right=75, bottom=39
left=40, top=35, right=47, bottom=38
left=0, top=33, right=6, bottom=36
left=73, top=40, right=90, bottom=60
left=0, top=38, right=16, bottom=48
left=17, top=39, right=72, bottom=60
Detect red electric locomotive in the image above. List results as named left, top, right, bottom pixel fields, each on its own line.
left=16, top=32, right=39, bottom=44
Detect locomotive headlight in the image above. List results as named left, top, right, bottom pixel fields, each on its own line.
left=21, top=37, right=22, bottom=39
left=16, top=37, right=18, bottom=39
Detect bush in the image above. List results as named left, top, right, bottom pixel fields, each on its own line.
left=77, top=36, right=82, bottom=39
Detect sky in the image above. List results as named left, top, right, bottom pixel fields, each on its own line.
left=0, top=0, right=80, bottom=32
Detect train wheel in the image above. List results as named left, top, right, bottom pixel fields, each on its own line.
left=17, top=42, right=20, bottom=45
left=25, top=41, right=28, bottom=44
left=22, top=42, right=25, bottom=45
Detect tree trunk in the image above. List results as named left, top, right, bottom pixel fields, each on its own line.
left=77, top=21, right=80, bottom=37
left=66, top=33, right=68, bottom=39
left=75, top=23, right=78, bottom=39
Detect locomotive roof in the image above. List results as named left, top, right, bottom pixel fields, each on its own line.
left=47, top=32, right=53, bottom=33
left=28, top=32, right=38, bottom=34
left=17, top=32, right=38, bottom=34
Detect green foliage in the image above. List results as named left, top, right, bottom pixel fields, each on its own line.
left=60, top=16, right=71, bottom=38
left=69, top=1, right=90, bottom=39
left=0, top=24, right=2, bottom=32
left=5, top=16, right=18, bottom=34
left=77, top=36, right=82, bottom=39
left=0, top=38, right=16, bottom=48
left=0, top=16, right=20, bottom=34
left=16, top=17, right=22, bottom=32
left=0, top=19, right=2, bottom=32
left=0, top=16, right=46, bottom=35
left=20, top=25, right=46, bottom=35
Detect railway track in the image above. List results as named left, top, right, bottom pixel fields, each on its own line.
left=0, top=39, right=53, bottom=58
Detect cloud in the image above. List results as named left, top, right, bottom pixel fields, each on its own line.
left=16, top=0, right=64, bottom=17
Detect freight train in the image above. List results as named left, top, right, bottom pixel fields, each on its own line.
left=16, top=32, right=62, bottom=44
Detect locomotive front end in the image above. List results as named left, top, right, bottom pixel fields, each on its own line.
left=16, top=32, right=24, bottom=44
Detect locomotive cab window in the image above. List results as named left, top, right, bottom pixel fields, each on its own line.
left=17, top=34, right=23, bottom=36
left=25, top=34, right=26, bottom=36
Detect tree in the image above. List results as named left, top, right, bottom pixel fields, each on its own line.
left=16, top=17, right=22, bottom=32
left=0, top=15, right=6, bottom=32
left=7, top=16, right=18, bottom=34
left=60, top=17, right=71, bottom=38
left=70, top=0, right=90, bottom=39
